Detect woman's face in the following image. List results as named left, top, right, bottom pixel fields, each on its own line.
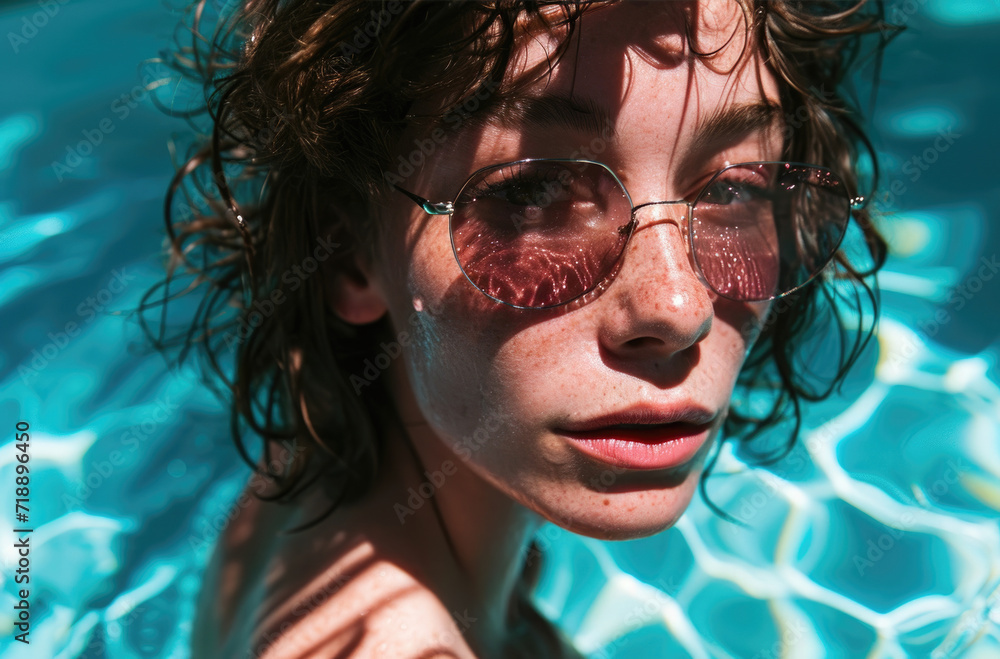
left=365, top=0, right=781, bottom=539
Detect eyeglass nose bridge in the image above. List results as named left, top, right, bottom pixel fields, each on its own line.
left=629, top=199, right=693, bottom=235
left=623, top=199, right=709, bottom=288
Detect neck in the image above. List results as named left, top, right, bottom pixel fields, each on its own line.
left=380, top=367, right=544, bottom=652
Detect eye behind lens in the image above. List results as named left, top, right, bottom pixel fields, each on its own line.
left=690, top=162, right=851, bottom=301
left=449, top=159, right=634, bottom=308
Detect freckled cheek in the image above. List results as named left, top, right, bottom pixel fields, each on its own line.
left=400, top=237, right=558, bottom=413
left=398, top=312, right=524, bottom=450
left=400, top=321, right=559, bottom=486
left=492, top=326, right=577, bottom=395
left=405, top=313, right=577, bottom=457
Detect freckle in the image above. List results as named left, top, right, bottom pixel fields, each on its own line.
left=603, top=499, right=610, bottom=506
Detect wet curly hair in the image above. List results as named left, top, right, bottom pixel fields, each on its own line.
left=141, top=0, right=897, bottom=530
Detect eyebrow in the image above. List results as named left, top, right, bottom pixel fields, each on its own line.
left=471, top=94, right=781, bottom=155
left=687, top=101, right=784, bottom=156
left=486, top=93, right=617, bottom=138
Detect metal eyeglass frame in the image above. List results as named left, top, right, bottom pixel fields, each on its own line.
left=394, top=157, right=865, bottom=310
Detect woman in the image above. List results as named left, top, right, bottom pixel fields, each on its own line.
left=147, top=0, right=892, bottom=656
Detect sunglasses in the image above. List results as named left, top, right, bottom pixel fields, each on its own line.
left=395, top=159, right=861, bottom=309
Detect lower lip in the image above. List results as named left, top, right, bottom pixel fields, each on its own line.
left=556, top=423, right=713, bottom=470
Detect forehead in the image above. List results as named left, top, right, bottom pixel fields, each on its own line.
left=503, top=0, right=778, bottom=129
left=392, top=0, right=782, bottom=201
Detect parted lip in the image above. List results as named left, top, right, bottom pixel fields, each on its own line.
left=554, top=404, right=718, bottom=434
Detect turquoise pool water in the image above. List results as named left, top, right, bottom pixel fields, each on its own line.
left=1, top=1, right=997, bottom=657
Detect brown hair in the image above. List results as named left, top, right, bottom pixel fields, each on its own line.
left=141, top=0, right=898, bottom=530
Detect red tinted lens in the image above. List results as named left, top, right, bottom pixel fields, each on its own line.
left=690, top=163, right=850, bottom=301
left=450, top=161, right=632, bottom=308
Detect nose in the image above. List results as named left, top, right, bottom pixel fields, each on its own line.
left=596, top=202, right=714, bottom=361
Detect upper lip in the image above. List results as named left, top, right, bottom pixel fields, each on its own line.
left=555, top=404, right=718, bottom=433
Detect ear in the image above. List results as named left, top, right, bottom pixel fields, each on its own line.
left=326, top=247, right=388, bottom=325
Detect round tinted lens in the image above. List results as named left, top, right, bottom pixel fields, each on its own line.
left=690, top=163, right=850, bottom=301
left=450, top=160, right=633, bottom=308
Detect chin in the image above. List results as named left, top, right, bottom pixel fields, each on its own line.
left=533, top=478, right=701, bottom=542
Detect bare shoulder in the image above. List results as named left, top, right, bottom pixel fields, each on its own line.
left=190, top=476, right=479, bottom=659
left=189, top=468, right=582, bottom=659
left=248, top=552, right=479, bottom=659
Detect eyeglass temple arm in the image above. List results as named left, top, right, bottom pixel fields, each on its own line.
left=393, top=184, right=454, bottom=215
